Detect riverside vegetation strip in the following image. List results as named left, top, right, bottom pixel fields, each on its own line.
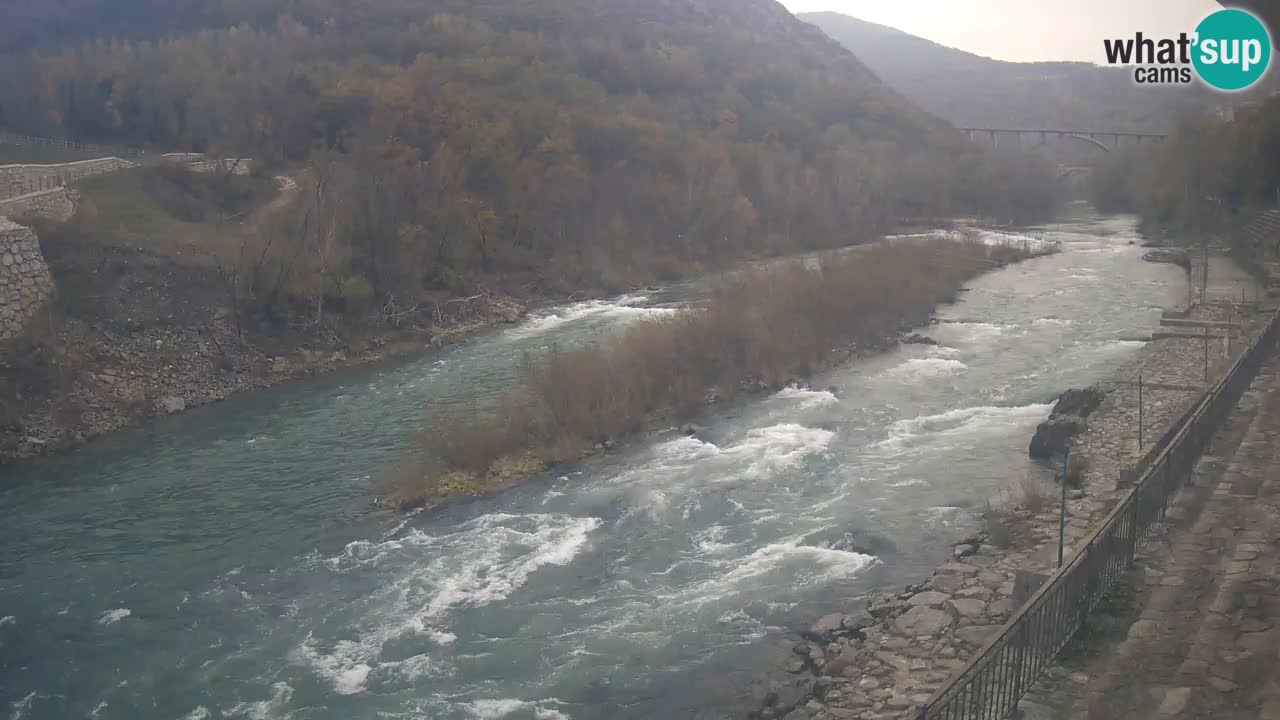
left=389, top=236, right=1052, bottom=510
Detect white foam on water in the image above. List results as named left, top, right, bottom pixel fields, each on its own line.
left=716, top=608, right=755, bottom=625
left=922, top=506, right=963, bottom=530
left=323, top=537, right=406, bottom=571
left=89, top=701, right=108, bottom=719
left=886, top=478, right=927, bottom=488
left=976, top=229, right=1041, bottom=247
left=223, top=682, right=293, bottom=720
left=382, top=508, right=422, bottom=540
left=883, top=358, right=968, bottom=380
left=922, top=345, right=962, bottom=358
left=460, top=699, right=570, bottom=720
left=603, top=435, right=723, bottom=494
left=380, top=654, right=446, bottom=682
left=721, top=538, right=876, bottom=591
left=426, top=628, right=458, bottom=645
left=422, top=514, right=601, bottom=616
left=884, top=230, right=964, bottom=242
left=934, top=322, right=1010, bottom=346
left=304, top=513, right=600, bottom=696
left=656, top=435, right=723, bottom=463
left=719, top=424, right=835, bottom=479
left=9, top=692, right=36, bottom=720
left=506, top=295, right=679, bottom=340
left=97, top=608, right=131, bottom=625
left=771, top=386, right=838, bottom=409
left=667, top=536, right=875, bottom=608
left=1032, top=318, right=1072, bottom=327
left=178, top=707, right=210, bottom=720
left=877, top=404, right=1054, bottom=455
left=1098, top=340, right=1148, bottom=351
left=692, top=525, right=741, bottom=555
left=0, top=615, right=14, bottom=627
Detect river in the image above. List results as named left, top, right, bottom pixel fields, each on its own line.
left=0, top=212, right=1182, bottom=720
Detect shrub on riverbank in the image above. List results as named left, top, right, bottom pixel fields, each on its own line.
left=389, top=236, right=1047, bottom=510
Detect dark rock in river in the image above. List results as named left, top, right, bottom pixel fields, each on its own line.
left=763, top=675, right=815, bottom=716
left=901, top=333, right=938, bottom=346
left=1029, top=416, right=1085, bottom=461
left=1029, top=386, right=1107, bottom=460
left=806, top=529, right=897, bottom=557
left=1051, top=387, right=1106, bottom=419
left=680, top=423, right=707, bottom=437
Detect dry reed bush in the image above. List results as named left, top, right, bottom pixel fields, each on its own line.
left=1018, top=473, right=1054, bottom=516
left=395, top=236, right=1047, bottom=506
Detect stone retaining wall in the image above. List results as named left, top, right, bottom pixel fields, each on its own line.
left=0, top=187, right=75, bottom=223
left=163, top=155, right=252, bottom=175
left=0, top=219, right=54, bottom=340
left=0, top=157, right=133, bottom=201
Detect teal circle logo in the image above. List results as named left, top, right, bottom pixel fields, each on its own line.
left=1193, top=9, right=1272, bottom=91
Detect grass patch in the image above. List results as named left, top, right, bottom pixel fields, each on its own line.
left=1059, top=574, right=1141, bottom=667
left=70, top=166, right=275, bottom=264
left=388, top=235, right=1051, bottom=509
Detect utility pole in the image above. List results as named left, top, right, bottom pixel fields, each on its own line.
left=1191, top=126, right=1208, bottom=305
left=1138, top=374, right=1144, bottom=452
left=1204, top=326, right=1211, bottom=383
left=1058, top=446, right=1070, bottom=569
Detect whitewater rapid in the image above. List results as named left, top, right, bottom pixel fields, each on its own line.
left=0, top=214, right=1184, bottom=720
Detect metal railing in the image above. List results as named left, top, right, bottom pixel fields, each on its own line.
left=919, top=306, right=1280, bottom=720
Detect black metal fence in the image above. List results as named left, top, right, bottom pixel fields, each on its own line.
left=918, top=307, right=1280, bottom=720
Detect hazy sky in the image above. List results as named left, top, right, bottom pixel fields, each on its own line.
left=780, top=0, right=1224, bottom=63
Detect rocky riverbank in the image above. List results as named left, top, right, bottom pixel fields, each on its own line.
left=0, top=293, right=529, bottom=463
left=753, top=251, right=1266, bottom=720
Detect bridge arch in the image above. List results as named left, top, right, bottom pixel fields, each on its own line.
left=1062, top=133, right=1113, bottom=154
left=959, top=128, right=1167, bottom=155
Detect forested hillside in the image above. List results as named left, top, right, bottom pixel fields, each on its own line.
left=1093, top=96, right=1280, bottom=239
left=1, top=0, right=1059, bottom=312
left=802, top=11, right=1196, bottom=132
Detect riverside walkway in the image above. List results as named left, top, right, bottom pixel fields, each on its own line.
left=1035, top=352, right=1280, bottom=719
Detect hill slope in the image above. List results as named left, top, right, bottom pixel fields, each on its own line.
left=1, top=0, right=1064, bottom=321
left=801, top=11, right=1190, bottom=132
left=0, top=0, right=1058, bottom=294
left=0, top=0, right=1066, bottom=460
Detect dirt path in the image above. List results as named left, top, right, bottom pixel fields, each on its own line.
left=240, top=174, right=298, bottom=235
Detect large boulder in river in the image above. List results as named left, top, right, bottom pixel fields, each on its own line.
left=158, top=395, right=186, bottom=415
left=1051, top=387, right=1106, bottom=419
left=1029, top=416, right=1085, bottom=460
left=805, top=529, right=897, bottom=557
left=1028, top=387, right=1107, bottom=460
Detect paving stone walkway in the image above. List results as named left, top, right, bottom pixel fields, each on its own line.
left=1039, top=355, right=1280, bottom=720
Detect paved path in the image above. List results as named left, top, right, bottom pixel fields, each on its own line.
left=1054, top=355, right=1280, bottom=720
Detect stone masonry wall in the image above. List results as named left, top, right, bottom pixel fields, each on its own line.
left=0, top=187, right=75, bottom=223
left=0, top=157, right=134, bottom=201
left=0, top=218, right=54, bottom=340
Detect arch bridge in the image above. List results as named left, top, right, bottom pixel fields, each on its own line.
left=959, top=128, right=1169, bottom=153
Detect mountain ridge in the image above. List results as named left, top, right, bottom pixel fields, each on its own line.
left=801, top=10, right=1189, bottom=133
